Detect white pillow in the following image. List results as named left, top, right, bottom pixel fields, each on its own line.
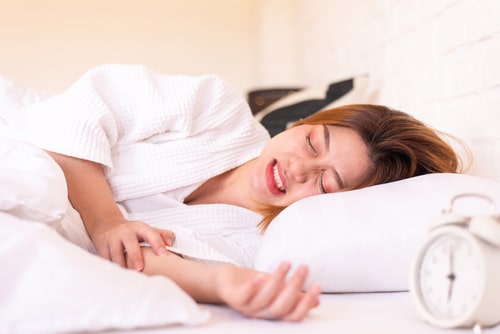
left=0, top=136, right=67, bottom=222
left=254, top=173, right=500, bottom=293
left=0, top=212, right=209, bottom=333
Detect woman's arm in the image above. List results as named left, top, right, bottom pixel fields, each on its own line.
left=48, top=151, right=175, bottom=271
left=138, top=248, right=321, bottom=321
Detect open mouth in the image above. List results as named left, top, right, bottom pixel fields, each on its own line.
left=266, top=159, right=286, bottom=195
left=272, top=160, right=285, bottom=193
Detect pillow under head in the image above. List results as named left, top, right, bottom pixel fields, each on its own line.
left=254, top=173, right=500, bottom=293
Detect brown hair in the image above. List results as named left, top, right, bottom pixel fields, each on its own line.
left=258, top=104, right=468, bottom=231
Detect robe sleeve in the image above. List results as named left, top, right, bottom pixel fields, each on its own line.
left=22, top=64, right=249, bottom=169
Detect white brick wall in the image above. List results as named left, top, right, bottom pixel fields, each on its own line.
left=257, top=0, right=500, bottom=181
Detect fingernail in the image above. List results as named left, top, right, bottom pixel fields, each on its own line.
left=158, top=247, right=168, bottom=256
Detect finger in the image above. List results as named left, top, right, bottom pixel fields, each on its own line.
left=95, top=241, right=111, bottom=261
left=246, top=262, right=291, bottom=311
left=265, top=265, right=308, bottom=317
left=283, top=283, right=321, bottom=322
left=159, top=229, right=176, bottom=246
left=108, top=237, right=128, bottom=269
left=229, top=273, right=272, bottom=319
left=136, top=227, right=169, bottom=256
left=235, top=274, right=266, bottom=308
left=121, top=236, right=145, bottom=271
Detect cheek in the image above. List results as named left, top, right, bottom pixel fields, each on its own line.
left=248, top=160, right=265, bottom=191
left=264, top=133, right=303, bottom=157
left=278, top=186, right=317, bottom=207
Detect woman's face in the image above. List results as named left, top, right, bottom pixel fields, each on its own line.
left=248, top=124, right=371, bottom=207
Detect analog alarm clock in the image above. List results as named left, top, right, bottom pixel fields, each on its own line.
left=410, top=193, right=500, bottom=330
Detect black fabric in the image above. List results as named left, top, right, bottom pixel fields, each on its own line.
left=260, top=78, right=354, bottom=137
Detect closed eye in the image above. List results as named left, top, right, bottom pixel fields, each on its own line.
left=318, top=172, right=327, bottom=194
left=306, top=133, right=317, bottom=155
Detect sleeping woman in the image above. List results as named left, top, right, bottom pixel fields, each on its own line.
left=10, top=64, right=464, bottom=321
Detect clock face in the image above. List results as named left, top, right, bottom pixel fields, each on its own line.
left=418, top=233, right=484, bottom=321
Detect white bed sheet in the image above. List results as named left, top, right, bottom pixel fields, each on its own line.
left=108, top=292, right=500, bottom=334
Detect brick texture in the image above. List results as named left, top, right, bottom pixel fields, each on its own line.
left=257, top=0, right=500, bottom=181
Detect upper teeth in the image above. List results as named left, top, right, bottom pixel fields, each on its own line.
left=273, top=162, right=284, bottom=192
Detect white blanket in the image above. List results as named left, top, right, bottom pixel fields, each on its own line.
left=0, top=138, right=210, bottom=333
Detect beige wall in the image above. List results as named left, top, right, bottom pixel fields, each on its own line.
left=255, top=0, right=297, bottom=89
left=0, top=0, right=258, bottom=94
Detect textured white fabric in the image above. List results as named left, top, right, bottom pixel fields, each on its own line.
left=56, top=198, right=263, bottom=268
left=130, top=204, right=263, bottom=267
left=17, top=64, right=270, bottom=202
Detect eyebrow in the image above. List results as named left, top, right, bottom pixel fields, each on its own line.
left=323, top=124, right=345, bottom=189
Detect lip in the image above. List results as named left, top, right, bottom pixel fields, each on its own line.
left=266, top=159, right=286, bottom=195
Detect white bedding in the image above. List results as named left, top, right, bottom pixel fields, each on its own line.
left=107, top=293, right=500, bottom=334
left=2, top=73, right=500, bottom=333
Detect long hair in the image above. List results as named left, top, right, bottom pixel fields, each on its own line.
left=258, top=104, right=468, bottom=231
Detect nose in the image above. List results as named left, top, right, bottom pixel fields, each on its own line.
left=289, top=157, right=313, bottom=183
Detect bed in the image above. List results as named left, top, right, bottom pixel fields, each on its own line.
left=1, top=73, right=500, bottom=334
left=109, top=292, right=484, bottom=334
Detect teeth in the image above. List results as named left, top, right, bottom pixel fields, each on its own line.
left=273, top=162, right=285, bottom=192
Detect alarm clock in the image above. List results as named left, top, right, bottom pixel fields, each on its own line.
left=410, top=193, right=500, bottom=330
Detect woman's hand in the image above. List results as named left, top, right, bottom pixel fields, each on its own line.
left=214, top=262, right=321, bottom=321
left=91, top=219, right=175, bottom=271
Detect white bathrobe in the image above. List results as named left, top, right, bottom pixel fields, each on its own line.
left=14, top=64, right=271, bottom=268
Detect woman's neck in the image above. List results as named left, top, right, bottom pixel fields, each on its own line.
left=184, top=160, right=258, bottom=211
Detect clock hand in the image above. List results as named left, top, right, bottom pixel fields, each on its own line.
left=447, top=244, right=456, bottom=302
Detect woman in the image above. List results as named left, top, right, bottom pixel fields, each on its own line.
left=16, top=64, right=463, bottom=321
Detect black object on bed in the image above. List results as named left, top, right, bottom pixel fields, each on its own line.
left=259, top=78, right=353, bottom=137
